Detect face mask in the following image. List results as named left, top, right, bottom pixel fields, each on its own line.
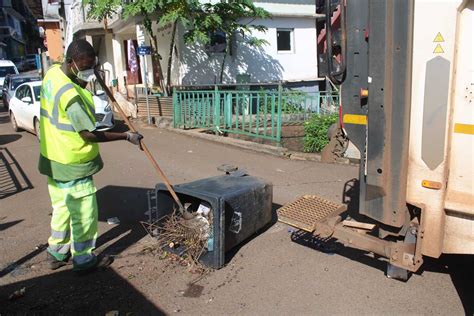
left=72, top=59, right=96, bottom=82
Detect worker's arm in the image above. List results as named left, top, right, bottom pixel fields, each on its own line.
left=79, top=130, right=142, bottom=144
left=66, top=98, right=143, bottom=145
left=79, top=130, right=127, bottom=143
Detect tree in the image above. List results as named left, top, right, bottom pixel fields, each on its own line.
left=83, top=0, right=270, bottom=88
left=121, top=0, right=204, bottom=94
left=185, top=0, right=270, bottom=83
left=82, top=0, right=121, bottom=30
left=84, top=0, right=200, bottom=94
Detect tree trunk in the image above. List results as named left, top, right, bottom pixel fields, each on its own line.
left=147, top=31, right=166, bottom=95
left=166, top=20, right=178, bottom=95
left=219, top=51, right=227, bottom=83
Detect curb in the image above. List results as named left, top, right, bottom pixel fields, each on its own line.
left=130, top=117, right=358, bottom=165
left=164, top=127, right=290, bottom=157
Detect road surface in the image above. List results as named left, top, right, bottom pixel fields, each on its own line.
left=0, top=108, right=472, bottom=315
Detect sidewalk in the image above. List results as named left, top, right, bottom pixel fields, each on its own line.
left=134, top=116, right=359, bottom=165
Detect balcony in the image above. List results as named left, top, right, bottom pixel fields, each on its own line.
left=71, top=2, right=120, bottom=36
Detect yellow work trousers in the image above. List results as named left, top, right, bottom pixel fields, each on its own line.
left=47, top=176, right=98, bottom=270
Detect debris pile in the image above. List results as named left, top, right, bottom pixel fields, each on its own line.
left=142, top=202, right=213, bottom=266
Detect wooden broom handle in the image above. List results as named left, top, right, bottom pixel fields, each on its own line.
left=94, top=70, right=184, bottom=211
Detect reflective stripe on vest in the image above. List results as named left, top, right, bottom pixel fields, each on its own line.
left=40, top=83, right=96, bottom=132
left=40, top=65, right=99, bottom=165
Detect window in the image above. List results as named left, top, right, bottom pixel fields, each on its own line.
left=12, top=77, right=40, bottom=90
left=24, top=87, right=33, bottom=103
left=206, top=31, right=227, bottom=54
left=15, top=85, right=27, bottom=99
left=33, top=86, right=41, bottom=102
left=0, top=66, right=17, bottom=77
left=3, top=76, right=9, bottom=89
left=277, top=29, right=294, bottom=53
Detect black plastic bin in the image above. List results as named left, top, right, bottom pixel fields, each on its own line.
left=150, top=171, right=273, bottom=269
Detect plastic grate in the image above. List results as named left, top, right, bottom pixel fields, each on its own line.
left=277, top=195, right=346, bottom=232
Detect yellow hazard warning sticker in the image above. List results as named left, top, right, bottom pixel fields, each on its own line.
left=454, top=123, right=474, bottom=135
left=433, top=44, right=444, bottom=54
left=433, top=32, right=445, bottom=42
left=343, top=114, right=367, bottom=125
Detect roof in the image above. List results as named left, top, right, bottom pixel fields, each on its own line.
left=0, top=60, right=16, bottom=66
left=8, top=72, right=41, bottom=79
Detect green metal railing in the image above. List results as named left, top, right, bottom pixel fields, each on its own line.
left=173, top=86, right=339, bottom=143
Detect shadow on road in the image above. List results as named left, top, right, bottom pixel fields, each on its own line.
left=96, top=185, right=150, bottom=256
left=0, top=147, right=33, bottom=199
left=0, top=108, right=10, bottom=124
left=225, top=202, right=280, bottom=265
left=0, top=134, right=21, bottom=145
left=0, top=219, right=23, bottom=231
left=0, top=268, right=165, bottom=314
left=1, top=186, right=165, bottom=313
left=0, top=244, right=47, bottom=278
left=421, top=255, right=474, bottom=315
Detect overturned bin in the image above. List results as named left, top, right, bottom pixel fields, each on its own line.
left=148, top=168, right=273, bottom=269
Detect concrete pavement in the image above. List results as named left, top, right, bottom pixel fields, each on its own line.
left=0, top=108, right=471, bottom=315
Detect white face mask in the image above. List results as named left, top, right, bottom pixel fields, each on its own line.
left=72, top=59, right=97, bottom=82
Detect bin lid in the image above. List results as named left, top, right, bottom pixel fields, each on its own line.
left=159, top=174, right=268, bottom=200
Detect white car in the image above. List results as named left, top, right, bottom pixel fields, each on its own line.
left=0, top=60, right=19, bottom=97
left=9, top=81, right=115, bottom=140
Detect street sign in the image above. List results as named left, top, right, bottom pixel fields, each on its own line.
left=137, top=46, right=152, bottom=56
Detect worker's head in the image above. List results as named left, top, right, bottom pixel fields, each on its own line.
left=64, top=39, right=97, bottom=88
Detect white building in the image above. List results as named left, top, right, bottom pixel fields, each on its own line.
left=68, top=0, right=323, bottom=96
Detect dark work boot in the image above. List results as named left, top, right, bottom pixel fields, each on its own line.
left=47, top=251, right=70, bottom=270
left=74, top=254, right=114, bottom=275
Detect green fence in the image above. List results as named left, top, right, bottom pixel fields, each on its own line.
left=173, top=86, right=339, bottom=143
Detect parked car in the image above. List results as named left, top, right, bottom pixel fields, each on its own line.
left=93, top=93, right=115, bottom=131
left=0, top=60, right=19, bottom=97
left=9, top=81, right=42, bottom=139
left=2, top=73, right=41, bottom=109
left=9, top=81, right=115, bottom=140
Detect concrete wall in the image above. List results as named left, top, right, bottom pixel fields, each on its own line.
left=153, top=22, right=181, bottom=88
left=40, top=21, right=63, bottom=61
left=175, top=17, right=318, bottom=85
left=112, top=34, right=127, bottom=94
left=94, top=34, right=115, bottom=87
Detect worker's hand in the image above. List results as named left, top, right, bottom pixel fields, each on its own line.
left=125, top=131, right=143, bottom=146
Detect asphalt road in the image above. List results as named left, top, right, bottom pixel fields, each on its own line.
left=0, top=108, right=472, bottom=315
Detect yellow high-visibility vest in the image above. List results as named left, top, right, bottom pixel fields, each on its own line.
left=40, top=65, right=99, bottom=164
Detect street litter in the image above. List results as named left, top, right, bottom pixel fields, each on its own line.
left=142, top=202, right=213, bottom=267
left=8, top=287, right=25, bottom=301
left=107, top=217, right=120, bottom=225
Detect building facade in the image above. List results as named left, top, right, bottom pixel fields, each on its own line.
left=65, top=0, right=322, bottom=96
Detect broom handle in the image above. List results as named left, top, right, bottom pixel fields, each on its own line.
left=94, top=70, right=184, bottom=211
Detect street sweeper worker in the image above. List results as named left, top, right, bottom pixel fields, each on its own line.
left=38, top=39, right=143, bottom=273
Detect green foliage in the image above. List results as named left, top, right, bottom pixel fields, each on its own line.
left=258, top=89, right=306, bottom=114
left=303, top=114, right=338, bottom=153
left=82, top=0, right=121, bottom=21
left=83, top=0, right=271, bottom=85
left=183, top=0, right=270, bottom=48
left=83, top=0, right=270, bottom=46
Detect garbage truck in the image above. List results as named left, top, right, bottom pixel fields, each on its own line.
left=278, top=0, right=473, bottom=280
